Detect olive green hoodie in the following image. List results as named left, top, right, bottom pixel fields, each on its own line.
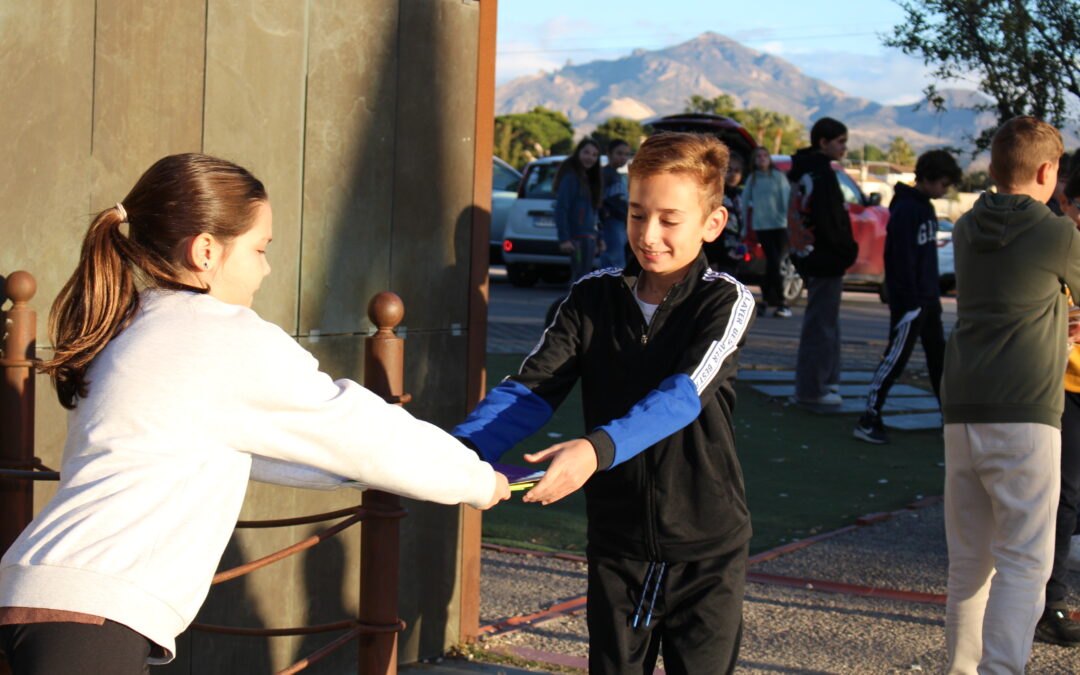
left=942, top=192, right=1080, bottom=428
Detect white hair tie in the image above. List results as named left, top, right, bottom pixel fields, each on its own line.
left=115, top=202, right=128, bottom=223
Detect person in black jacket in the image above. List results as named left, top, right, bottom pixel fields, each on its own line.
left=788, top=117, right=858, bottom=406
left=453, top=132, right=756, bottom=674
left=854, top=150, right=961, bottom=443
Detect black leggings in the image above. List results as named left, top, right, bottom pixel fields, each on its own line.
left=0, top=621, right=150, bottom=675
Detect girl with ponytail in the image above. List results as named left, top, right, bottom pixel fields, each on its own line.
left=0, top=153, right=509, bottom=672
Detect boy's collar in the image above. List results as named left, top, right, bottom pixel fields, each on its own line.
left=622, top=250, right=710, bottom=297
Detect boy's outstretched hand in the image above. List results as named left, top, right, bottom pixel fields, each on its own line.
left=522, top=439, right=598, bottom=505
left=482, top=471, right=511, bottom=510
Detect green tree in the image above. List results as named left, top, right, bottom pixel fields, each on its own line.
left=885, top=0, right=1080, bottom=152
left=684, top=94, right=738, bottom=116
left=494, top=106, right=574, bottom=169
left=960, top=170, right=993, bottom=192
left=859, top=144, right=888, bottom=162
left=592, top=117, right=647, bottom=152
left=887, top=137, right=916, bottom=167
left=734, top=107, right=806, bottom=155
left=683, top=96, right=806, bottom=154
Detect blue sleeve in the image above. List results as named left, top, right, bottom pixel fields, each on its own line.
left=584, top=277, right=756, bottom=468
left=595, top=374, right=701, bottom=467
left=451, top=380, right=554, bottom=462
left=554, top=177, right=578, bottom=243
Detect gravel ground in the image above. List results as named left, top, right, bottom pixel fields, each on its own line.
left=480, top=552, right=587, bottom=627
left=475, top=505, right=1080, bottom=673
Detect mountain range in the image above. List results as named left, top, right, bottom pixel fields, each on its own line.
left=496, top=32, right=1003, bottom=153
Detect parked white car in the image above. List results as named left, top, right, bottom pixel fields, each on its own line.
left=499, top=155, right=573, bottom=287
left=937, top=217, right=955, bottom=294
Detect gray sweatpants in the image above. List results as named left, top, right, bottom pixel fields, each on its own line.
left=795, top=275, right=843, bottom=400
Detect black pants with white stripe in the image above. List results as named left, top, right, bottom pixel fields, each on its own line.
left=864, top=301, right=945, bottom=418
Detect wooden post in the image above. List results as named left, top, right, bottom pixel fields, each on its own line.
left=358, top=292, right=406, bottom=674
left=461, top=0, right=499, bottom=645
left=0, top=271, right=37, bottom=556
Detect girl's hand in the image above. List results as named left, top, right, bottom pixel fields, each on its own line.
left=559, top=240, right=575, bottom=254
left=481, top=472, right=511, bottom=510
left=521, top=439, right=598, bottom=505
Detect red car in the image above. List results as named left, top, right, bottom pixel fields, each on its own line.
left=647, top=114, right=891, bottom=303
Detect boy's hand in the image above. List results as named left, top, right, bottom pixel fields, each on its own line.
left=521, top=439, right=598, bottom=505
left=481, top=471, right=511, bottom=510
left=559, top=240, right=575, bottom=254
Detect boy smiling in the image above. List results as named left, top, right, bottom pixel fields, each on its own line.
left=454, top=132, right=756, bottom=672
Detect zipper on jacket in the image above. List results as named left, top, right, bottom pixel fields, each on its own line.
left=630, top=283, right=674, bottom=346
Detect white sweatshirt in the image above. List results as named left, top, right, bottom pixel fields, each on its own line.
left=0, top=290, right=495, bottom=663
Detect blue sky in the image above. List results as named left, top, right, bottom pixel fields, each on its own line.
left=496, top=0, right=946, bottom=105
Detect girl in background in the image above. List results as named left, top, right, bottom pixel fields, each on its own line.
left=554, top=138, right=604, bottom=283
left=745, top=146, right=792, bottom=317
left=599, top=139, right=631, bottom=269
left=0, top=153, right=509, bottom=673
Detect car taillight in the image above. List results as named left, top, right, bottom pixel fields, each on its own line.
left=503, top=240, right=513, bottom=252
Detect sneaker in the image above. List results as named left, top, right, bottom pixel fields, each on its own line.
left=773, top=307, right=793, bottom=318
left=827, top=383, right=840, bottom=394
left=797, top=392, right=842, bottom=407
left=854, top=414, right=890, bottom=444
left=1034, top=606, right=1080, bottom=647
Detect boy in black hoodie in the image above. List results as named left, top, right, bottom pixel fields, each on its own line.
left=788, top=117, right=859, bottom=407
left=453, top=132, right=755, bottom=673
left=854, top=150, right=961, bottom=443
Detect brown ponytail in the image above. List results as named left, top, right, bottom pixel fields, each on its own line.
left=39, top=153, right=267, bottom=409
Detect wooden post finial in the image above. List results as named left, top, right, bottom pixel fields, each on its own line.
left=367, top=292, right=404, bottom=332
left=5, top=270, right=36, bottom=305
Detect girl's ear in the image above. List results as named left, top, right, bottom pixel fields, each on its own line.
left=702, top=204, right=729, bottom=243
left=186, top=233, right=217, bottom=271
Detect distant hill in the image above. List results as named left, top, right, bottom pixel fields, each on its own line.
left=496, top=32, right=1002, bottom=152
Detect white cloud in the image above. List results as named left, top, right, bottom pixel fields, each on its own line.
left=784, top=49, right=935, bottom=104
left=760, top=41, right=785, bottom=55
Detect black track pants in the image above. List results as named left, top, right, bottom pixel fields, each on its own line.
left=864, top=302, right=944, bottom=417
left=0, top=621, right=151, bottom=675
left=586, top=545, right=747, bottom=674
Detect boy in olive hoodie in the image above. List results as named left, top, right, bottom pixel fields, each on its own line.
left=942, top=117, right=1080, bottom=674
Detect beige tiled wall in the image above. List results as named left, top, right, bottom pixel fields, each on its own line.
left=2, top=0, right=484, bottom=668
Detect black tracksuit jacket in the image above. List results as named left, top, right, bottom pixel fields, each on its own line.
left=453, top=252, right=756, bottom=561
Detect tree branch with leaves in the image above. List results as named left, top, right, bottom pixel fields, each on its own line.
left=885, top=0, right=1080, bottom=152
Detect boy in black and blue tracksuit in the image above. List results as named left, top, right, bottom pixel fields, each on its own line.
left=854, top=149, right=962, bottom=444
left=453, top=132, right=756, bottom=673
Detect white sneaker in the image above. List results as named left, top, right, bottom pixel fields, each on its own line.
left=1068, top=535, right=1080, bottom=572
left=798, top=392, right=842, bottom=406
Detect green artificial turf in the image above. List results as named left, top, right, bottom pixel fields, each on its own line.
left=480, top=354, right=946, bottom=555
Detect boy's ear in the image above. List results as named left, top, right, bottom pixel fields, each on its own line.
left=702, top=204, right=728, bottom=243
left=1036, top=159, right=1058, bottom=187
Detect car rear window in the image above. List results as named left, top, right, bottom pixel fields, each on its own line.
left=493, top=159, right=521, bottom=192
left=522, top=162, right=562, bottom=199
left=834, top=169, right=864, bottom=206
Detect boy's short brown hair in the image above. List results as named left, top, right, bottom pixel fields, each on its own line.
left=990, top=116, right=1063, bottom=188
left=629, top=132, right=729, bottom=213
